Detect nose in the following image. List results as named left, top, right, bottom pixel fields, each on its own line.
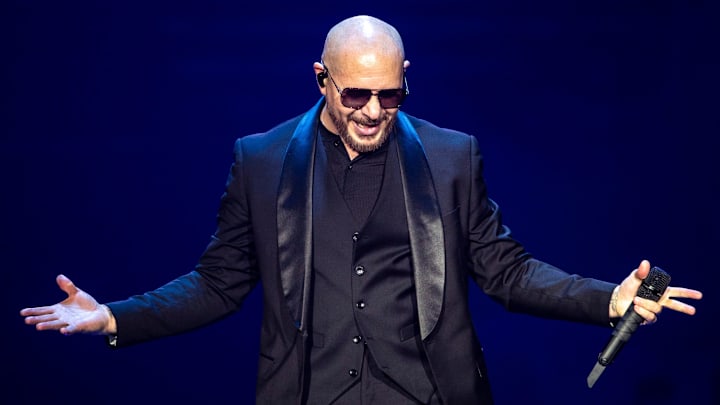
left=360, top=93, right=382, bottom=120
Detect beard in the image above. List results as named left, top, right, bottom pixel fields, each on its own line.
left=327, top=103, right=396, bottom=155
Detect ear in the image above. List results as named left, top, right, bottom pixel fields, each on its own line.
left=313, top=62, right=328, bottom=93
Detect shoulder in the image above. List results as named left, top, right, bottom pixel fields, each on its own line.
left=234, top=113, right=305, bottom=155
left=404, top=113, right=479, bottom=156
left=233, top=99, right=324, bottom=157
left=406, top=114, right=470, bottom=138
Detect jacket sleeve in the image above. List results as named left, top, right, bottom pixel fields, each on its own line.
left=465, top=135, right=615, bottom=326
left=107, top=138, right=260, bottom=347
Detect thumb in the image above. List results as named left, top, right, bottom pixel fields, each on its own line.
left=56, top=274, right=79, bottom=297
left=635, top=260, right=651, bottom=281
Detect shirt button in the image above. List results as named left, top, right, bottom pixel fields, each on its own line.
left=354, top=265, right=365, bottom=276
left=349, top=369, right=359, bottom=377
left=352, top=232, right=359, bottom=242
left=333, top=140, right=340, bottom=147
left=356, top=301, right=366, bottom=309
left=352, top=335, right=363, bottom=344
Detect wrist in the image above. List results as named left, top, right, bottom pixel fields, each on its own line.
left=609, top=285, right=620, bottom=319
left=101, top=304, right=118, bottom=335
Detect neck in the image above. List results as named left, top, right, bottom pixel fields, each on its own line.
left=320, top=107, right=360, bottom=160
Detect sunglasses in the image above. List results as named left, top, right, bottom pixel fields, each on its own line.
left=323, top=65, right=409, bottom=110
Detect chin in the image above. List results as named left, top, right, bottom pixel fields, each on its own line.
left=348, top=133, right=387, bottom=153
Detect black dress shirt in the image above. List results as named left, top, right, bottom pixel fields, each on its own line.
left=318, top=123, right=388, bottom=225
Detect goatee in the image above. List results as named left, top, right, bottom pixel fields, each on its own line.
left=328, top=105, right=395, bottom=155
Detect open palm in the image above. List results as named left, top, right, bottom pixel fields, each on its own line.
left=20, top=274, right=111, bottom=335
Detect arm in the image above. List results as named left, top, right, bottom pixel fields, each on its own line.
left=464, top=136, right=702, bottom=325
left=102, top=138, right=261, bottom=346
left=465, top=136, right=616, bottom=324
left=21, top=138, right=261, bottom=344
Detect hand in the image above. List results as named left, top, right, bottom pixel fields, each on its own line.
left=20, top=274, right=116, bottom=335
left=610, top=260, right=703, bottom=324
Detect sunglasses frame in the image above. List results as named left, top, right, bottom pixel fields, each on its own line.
left=322, top=64, right=409, bottom=110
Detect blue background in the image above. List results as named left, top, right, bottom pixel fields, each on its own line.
left=4, top=1, right=718, bottom=404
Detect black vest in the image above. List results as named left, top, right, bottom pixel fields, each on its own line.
left=306, top=134, right=436, bottom=403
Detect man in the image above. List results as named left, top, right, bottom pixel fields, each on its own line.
left=21, top=15, right=702, bottom=404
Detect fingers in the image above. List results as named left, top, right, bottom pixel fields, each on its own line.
left=631, top=298, right=659, bottom=324
left=22, top=307, right=86, bottom=334
left=634, top=285, right=703, bottom=318
left=35, top=319, right=70, bottom=332
left=665, top=286, right=703, bottom=300
left=19, top=274, right=80, bottom=317
left=634, top=296, right=662, bottom=314
left=628, top=261, right=703, bottom=316
left=23, top=310, right=70, bottom=332
left=22, top=307, right=68, bottom=332
left=663, top=300, right=697, bottom=316
left=19, top=306, right=54, bottom=316
left=659, top=286, right=703, bottom=315
left=24, top=313, right=60, bottom=325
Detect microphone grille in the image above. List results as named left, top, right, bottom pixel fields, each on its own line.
left=637, top=266, right=671, bottom=302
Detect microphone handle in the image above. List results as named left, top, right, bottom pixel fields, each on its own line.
left=597, top=305, right=643, bottom=366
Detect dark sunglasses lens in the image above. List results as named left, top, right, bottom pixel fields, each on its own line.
left=341, top=89, right=372, bottom=109
left=340, top=88, right=407, bottom=109
left=378, top=89, right=406, bottom=108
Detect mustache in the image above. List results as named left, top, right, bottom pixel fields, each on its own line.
left=352, top=114, right=389, bottom=126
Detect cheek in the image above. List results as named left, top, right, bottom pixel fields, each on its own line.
left=329, top=97, right=351, bottom=118
left=380, top=110, right=397, bottom=122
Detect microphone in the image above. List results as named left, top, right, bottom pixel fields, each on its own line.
left=586, top=266, right=671, bottom=388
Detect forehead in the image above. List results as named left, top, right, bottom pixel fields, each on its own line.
left=331, top=52, right=404, bottom=88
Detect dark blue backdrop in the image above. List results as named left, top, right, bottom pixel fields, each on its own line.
left=4, top=1, right=718, bottom=404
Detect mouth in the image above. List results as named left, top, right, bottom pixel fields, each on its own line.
left=353, top=121, right=381, bottom=137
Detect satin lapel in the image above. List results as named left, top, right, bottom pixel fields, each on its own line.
left=395, top=112, right=446, bottom=340
left=276, top=99, right=323, bottom=332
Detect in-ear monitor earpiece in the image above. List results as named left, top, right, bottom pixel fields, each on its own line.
left=317, top=71, right=328, bottom=87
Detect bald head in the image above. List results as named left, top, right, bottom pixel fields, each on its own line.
left=315, top=16, right=409, bottom=159
left=321, top=15, right=405, bottom=73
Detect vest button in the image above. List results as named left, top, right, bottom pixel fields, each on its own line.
left=355, top=300, right=366, bottom=309
left=352, top=335, right=363, bottom=344
left=354, top=265, right=365, bottom=276
left=348, top=369, right=359, bottom=377
left=352, top=232, right=359, bottom=242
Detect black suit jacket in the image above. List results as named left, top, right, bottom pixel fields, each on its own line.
left=108, top=98, right=615, bottom=403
